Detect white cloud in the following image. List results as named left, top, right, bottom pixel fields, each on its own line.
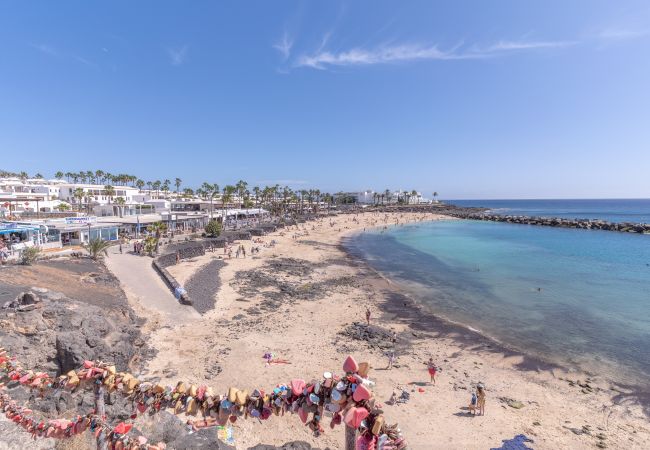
left=598, top=28, right=649, bottom=40
left=167, top=45, right=189, bottom=66
left=484, top=40, right=577, bottom=51
left=273, top=32, right=293, bottom=60
left=294, top=38, right=576, bottom=70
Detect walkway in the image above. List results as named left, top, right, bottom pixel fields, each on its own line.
left=103, top=245, right=200, bottom=323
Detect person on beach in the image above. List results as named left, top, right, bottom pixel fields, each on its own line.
left=365, top=306, right=372, bottom=326
left=468, top=390, right=478, bottom=415
left=476, top=383, right=486, bottom=415
left=176, top=251, right=180, bottom=264
left=387, top=349, right=396, bottom=369
left=426, top=358, right=437, bottom=385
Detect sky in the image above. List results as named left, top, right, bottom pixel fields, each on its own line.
left=1, top=1, right=649, bottom=199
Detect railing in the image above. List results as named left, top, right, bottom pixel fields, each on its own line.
left=0, top=349, right=407, bottom=450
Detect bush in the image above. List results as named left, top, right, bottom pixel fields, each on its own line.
left=205, top=220, right=222, bottom=237
left=84, top=238, right=111, bottom=260
left=143, top=236, right=158, bottom=256
left=20, top=246, right=41, bottom=265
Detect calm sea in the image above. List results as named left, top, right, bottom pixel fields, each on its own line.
left=449, top=199, right=650, bottom=224
left=346, top=220, right=650, bottom=385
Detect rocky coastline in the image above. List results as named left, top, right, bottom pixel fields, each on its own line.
left=361, top=204, right=650, bottom=234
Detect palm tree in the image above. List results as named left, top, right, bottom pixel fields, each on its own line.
left=162, top=179, right=171, bottom=198
left=85, top=238, right=112, bottom=260
left=84, top=192, right=94, bottom=213
left=221, top=185, right=235, bottom=225
left=55, top=171, right=64, bottom=180
left=73, top=188, right=85, bottom=211
left=252, top=186, right=260, bottom=206
left=235, top=180, right=248, bottom=208
left=136, top=179, right=145, bottom=192
left=201, top=182, right=219, bottom=219
left=104, top=185, right=116, bottom=204
left=56, top=203, right=70, bottom=212
left=174, top=178, right=182, bottom=193
left=384, top=189, right=391, bottom=205
left=147, top=221, right=167, bottom=253
left=19, top=171, right=28, bottom=181
left=95, top=170, right=105, bottom=184
left=115, top=196, right=126, bottom=217
left=183, top=187, right=194, bottom=198
left=152, top=180, right=161, bottom=199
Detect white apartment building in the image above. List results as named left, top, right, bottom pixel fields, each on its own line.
left=58, top=183, right=140, bottom=207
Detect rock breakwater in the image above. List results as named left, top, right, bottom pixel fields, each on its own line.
left=441, top=207, right=650, bottom=234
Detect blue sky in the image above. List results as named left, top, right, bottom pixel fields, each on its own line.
left=1, top=1, right=649, bottom=199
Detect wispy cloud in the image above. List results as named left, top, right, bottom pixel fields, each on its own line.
left=483, top=40, right=577, bottom=52
left=598, top=28, right=649, bottom=40
left=273, top=32, right=293, bottom=61
left=294, top=38, right=575, bottom=70
left=167, top=45, right=189, bottom=66
left=30, top=43, right=98, bottom=68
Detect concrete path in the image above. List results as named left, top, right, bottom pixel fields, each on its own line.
left=104, top=245, right=200, bottom=323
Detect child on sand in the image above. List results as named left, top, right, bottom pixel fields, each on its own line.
left=365, top=307, right=372, bottom=326
left=426, top=358, right=437, bottom=385
left=476, top=383, right=486, bottom=415
left=468, top=390, right=478, bottom=415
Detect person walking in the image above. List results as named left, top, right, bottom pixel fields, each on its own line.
left=387, top=349, right=396, bottom=369
left=365, top=306, right=372, bottom=327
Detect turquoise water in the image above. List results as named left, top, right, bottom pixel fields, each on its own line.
left=450, top=199, right=650, bottom=224
left=347, top=220, right=650, bottom=384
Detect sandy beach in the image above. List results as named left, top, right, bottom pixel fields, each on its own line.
left=106, top=211, right=650, bottom=450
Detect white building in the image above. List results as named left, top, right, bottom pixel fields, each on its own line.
left=57, top=183, right=140, bottom=207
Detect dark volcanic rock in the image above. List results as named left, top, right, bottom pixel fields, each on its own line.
left=185, top=259, right=225, bottom=313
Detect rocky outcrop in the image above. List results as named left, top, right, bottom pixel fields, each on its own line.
left=442, top=209, right=650, bottom=234
left=1, top=288, right=144, bottom=376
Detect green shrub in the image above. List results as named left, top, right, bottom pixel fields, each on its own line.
left=205, top=220, right=222, bottom=237
left=20, top=246, right=41, bottom=265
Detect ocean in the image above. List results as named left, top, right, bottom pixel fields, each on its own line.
left=346, top=218, right=650, bottom=386
left=449, top=198, right=650, bottom=224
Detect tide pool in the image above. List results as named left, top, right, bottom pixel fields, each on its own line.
left=346, top=220, right=650, bottom=384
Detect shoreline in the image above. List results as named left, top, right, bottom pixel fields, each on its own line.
left=107, top=211, right=650, bottom=449
left=342, top=219, right=650, bottom=402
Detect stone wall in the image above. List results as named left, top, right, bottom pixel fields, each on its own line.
left=151, top=259, right=191, bottom=305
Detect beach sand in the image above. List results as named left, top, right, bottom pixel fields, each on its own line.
left=111, top=212, right=650, bottom=450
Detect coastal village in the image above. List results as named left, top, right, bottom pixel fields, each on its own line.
left=0, top=171, right=429, bottom=261
left=1, top=171, right=649, bottom=450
